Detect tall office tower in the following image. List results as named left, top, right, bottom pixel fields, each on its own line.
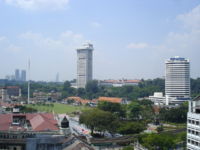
left=15, top=69, right=20, bottom=81
left=77, top=43, right=93, bottom=88
left=21, top=70, right=26, bottom=81
left=165, top=56, right=190, bottom=104
left=187, top=96, right=200, bottom=150
left=56, top=73, right=59, bottom=82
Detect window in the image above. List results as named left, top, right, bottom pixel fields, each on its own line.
left=188, top=139, right=191, bottom=143
left=196, top=121, right=199, bottom=125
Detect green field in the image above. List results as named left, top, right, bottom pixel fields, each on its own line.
left=25, top=103, right=86, bottom=114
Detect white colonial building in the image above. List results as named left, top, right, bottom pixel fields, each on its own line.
left=187, top=96, right=200, bottom=150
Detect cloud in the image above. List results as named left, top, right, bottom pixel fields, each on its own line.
left=91, top=22, right=102, bottom=28
left=177, top=4, right=200, bottom=30
left=7, top=44, right=22, bottom=52
left=162, top=5, right=200, bottom=54
left=127, top=42, right=149, bottom=49
left=19, top=30, right=86, bottom=52
left=60, top=30, right=84, bottom=42
left=127, top=4, right=200, bottom=54
left=4, top=0, right=70, bottom=11
left=0, top=36, right=7, bottom=42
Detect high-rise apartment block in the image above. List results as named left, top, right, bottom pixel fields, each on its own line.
left=187, top=96, right=200, bottom=150
left=77, top=43, right=93, bottom=88
left=165, top=56, right=190, bottom=104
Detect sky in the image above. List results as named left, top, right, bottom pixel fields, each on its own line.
left=0, top=0, right=200, bottom=81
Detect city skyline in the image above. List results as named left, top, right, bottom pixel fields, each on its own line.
left=0, top=0, right=200, bottom=81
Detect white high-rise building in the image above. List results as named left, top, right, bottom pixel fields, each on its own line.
left=165, top=56, right=190, bottom=104
left=77, top=43, right=93, bottom=88
left=187, top=96, right=200, bottom=150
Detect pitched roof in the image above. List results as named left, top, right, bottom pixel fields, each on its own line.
left=98, top=97, right=123, bottom=103
left=0, top=113, right=59, bottom=132
left=66, top=97, right=90, bottom=104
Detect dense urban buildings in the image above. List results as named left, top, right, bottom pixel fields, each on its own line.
left=187, top=96, right=200, bottom=150
left=77, top=43, right=93, bottom=88
left=6, top=69, right=26, bottom=82
left=0, top=113, right=72, bottom=150
left=0, top=86, right=21, bottom=102
left=165, top=56, right=190, bottom=104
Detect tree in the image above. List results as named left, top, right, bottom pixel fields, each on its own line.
left=63, top=81, right=71, bottom=90
left=127, top=101, right=142, bottom=120
left=97, top=101, right=126, bottom=118
left=77, top=88, right=86, bottom=97
left=79, top=108, right=119, bottom=135
left=62, top=81, right=75, bottom=98
left=159, top=102, right=188, bottom=123
left=117, top=122, right=146, bottom=135
left=140, top=133, right=176, bottom=150
left=122, top=146, right=134, bottom=150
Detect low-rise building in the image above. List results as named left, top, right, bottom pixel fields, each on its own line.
left=0, top=113, right=73, bottom=150
left=65, top=96, right=91, bottom=105
left=0, top=86, right=21, bottom=101
left=98, top=97, right=128, bottom=104
left=149, top=92, right=166, bottom=105
left=33, top=91, right=62, bottom=102
left=99, top=79, right=140, bottom=87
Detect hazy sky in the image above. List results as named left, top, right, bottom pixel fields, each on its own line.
left=0, top=0, right=200, bottom=81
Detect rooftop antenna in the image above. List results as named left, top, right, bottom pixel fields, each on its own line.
left=28, top=58, right=30, bottom=104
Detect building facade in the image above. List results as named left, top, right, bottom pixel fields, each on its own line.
left=77, top=43, right=93, bottom=88
left=15, top=69, right=20, bottom=81
left=21, top=70, right=26, bottom=82
left=165, top=56, right=190, bottom=104
left=187, top=96, right=200, bottom=150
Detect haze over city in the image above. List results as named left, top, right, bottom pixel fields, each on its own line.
left=0, top=0, right=200, bottom=81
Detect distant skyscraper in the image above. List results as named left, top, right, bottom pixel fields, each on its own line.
left=165, top=56, right=190, bottom=104
left=77, top=43, right=94, bottom=88
left=21, top=70, right=26, bottom=81
left=15, top=69, right=20, bottom=81
left=56, top=73, right=59, bottom=82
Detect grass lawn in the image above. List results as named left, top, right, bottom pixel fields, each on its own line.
left=25, top=103, right=86, bottom=114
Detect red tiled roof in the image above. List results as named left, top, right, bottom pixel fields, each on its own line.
left=0, top=114, right=12, bottom=131
left=0, top=113, right=59, bottom=132
left=124, top=80, right=140, bottom=83
left=66, top=97, right=91, bottom=105
left=66, top=96, right=82, bottom=101
left=98, top=97, right=123, bottom=103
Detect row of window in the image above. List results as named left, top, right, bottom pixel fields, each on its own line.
left=0, top=133, right=34, bottom=139
left=188, top=119, right=200, bottom=125
left=188, top=139, right=200, bottom=147
left=188, top=129, right=200, bottom=136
